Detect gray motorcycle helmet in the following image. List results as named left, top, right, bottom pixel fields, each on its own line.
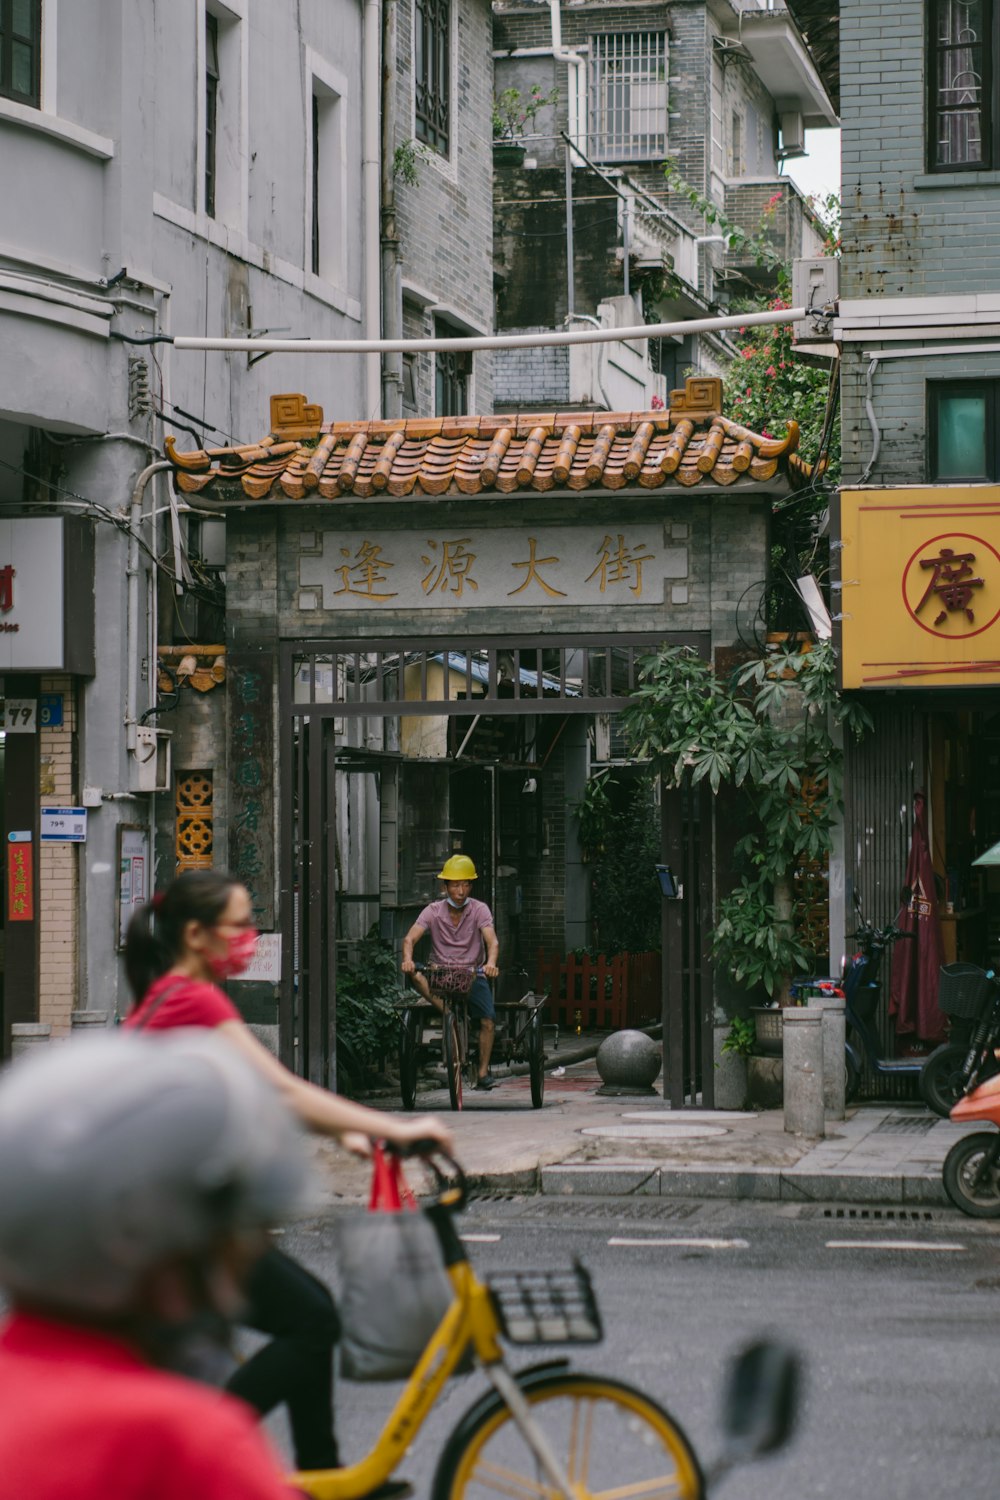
left=0, top=1028, right=309, bottom=1315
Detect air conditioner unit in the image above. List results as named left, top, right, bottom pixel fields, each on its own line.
left=130, top=727, right=172, bottom=794
left=778, top=111, right=806, bottom=158
left=791, top=257, right=840, bottom=352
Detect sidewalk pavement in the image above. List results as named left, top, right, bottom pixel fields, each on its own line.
left=305, top=1051, right=982, bottom=1211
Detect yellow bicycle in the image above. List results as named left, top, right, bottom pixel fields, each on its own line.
left=293, top=1146, right=798, bottom=1500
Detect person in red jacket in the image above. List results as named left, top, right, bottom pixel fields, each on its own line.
left=123, top=869, right=451, bottom=1484
left=0, top=1028, right=308, bottom=1500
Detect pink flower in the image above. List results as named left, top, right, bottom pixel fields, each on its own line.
left=746, top=387, right=752, bottom=396
left=739, top=325, right=746, bottom=335
left=741, top=347, right=756, bottom=359
left=766, top=192, right=782, bottom=209
left=762, top=428, right=772, bottom=438
left=766, top=365, right=777, bottom=377
left=650, top=394, right=665, bottom=409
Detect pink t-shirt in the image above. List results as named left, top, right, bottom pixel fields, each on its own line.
left=124, top=974, right=241, bottom=1032
left=417, top=897, right=495, bottom=969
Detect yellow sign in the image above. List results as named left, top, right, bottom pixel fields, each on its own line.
left=840, top=486, right=1000, bottom=688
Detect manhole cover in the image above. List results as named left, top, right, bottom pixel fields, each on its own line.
left=580, top=1124, right=729, bottom=1141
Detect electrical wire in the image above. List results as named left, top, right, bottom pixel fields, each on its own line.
left=0, top=455, right=220, bottom=602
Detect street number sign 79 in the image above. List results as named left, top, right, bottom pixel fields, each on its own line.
left=4, top=700, right=36, bottom=733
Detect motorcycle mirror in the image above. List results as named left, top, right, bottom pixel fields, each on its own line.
left=721, top=1340, right=800, bottom=1459
left=853, top=889, right=863, bottom=916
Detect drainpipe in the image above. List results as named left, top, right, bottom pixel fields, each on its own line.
left=381, top=0, right=402, bottom=418
left=548, top=0, right=586, bottom=159
left=126, top=461, right=172, bottom=753
left=363, top=0, right=383, bottom=417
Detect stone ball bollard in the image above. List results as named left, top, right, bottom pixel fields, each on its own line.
left=595, top=1030, right=662, bottom=1096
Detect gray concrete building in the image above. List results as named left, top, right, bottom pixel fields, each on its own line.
left=491, top=0, right=834, bottom=411
left=0, top=0, right=382, bottom=1045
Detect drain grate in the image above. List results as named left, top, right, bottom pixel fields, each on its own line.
left=873, top=1114, right=937, bottom=1135
left=818, top=1206, right=937, bottom=1221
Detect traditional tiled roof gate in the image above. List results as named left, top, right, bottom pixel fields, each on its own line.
left=163, top=376, right=809, bottom=503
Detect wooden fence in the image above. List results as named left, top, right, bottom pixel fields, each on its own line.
left=534, top=950, right=661, bottom=1030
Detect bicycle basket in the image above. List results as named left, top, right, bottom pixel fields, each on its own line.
left=488, top=1262, right=602, bottom=1345
left=427, top=965, right=475, bottom=996
left=937, top=963, right=992, bottom=1020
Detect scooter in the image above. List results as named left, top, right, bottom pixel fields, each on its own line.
left=920, top=965, right=1000, bottom=1117
left=839, top=901, right=919, bottom=1102
left=943, top=1072, right=1000, bottom=1217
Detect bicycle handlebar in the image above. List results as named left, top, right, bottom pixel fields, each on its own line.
left=382, top=1139, right=468, bottom=1210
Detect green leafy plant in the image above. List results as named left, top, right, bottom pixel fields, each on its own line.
left=492, top=84, right=559, bottom=143
left=335, top=927, right=404, bottom=1095
left=721, top=1016, right=756, bottom=1058
left=571, top=774, right=661, bottom=955
left=624, top=639, right=871, bottom=1001
left=661, top=158, right=784, bottom=269
left=393, top=138, right=430, bottom=187
left=572, top=768, right=615, bottom=861
left=723, top=289, right=841, bottom=488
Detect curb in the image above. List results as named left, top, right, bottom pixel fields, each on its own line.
left=537, top=1162, right=950, bottom=1207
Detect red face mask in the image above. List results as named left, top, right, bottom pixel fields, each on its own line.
left=208, top=927, right=258, bottom=980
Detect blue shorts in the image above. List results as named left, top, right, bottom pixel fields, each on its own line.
left=467, top=976, right=495, bottom=1020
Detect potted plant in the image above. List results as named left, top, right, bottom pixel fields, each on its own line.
left=491, top=83, right=559, bottom=165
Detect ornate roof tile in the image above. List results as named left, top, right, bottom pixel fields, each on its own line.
left=162, top=377, right=807, bottom=504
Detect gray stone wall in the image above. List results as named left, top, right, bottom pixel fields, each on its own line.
left=394, top=0, right=496, bottom=414
left=839, top=0, right=1000, bottom=485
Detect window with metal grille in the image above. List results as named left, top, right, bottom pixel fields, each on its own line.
left=415, top=0, right=450, bottom=154
left=928, top=0, right=992, bottom=169
left=205, top=13, right=220, bottom=218
left=0, top=0, right=41, bottom=108
left=434, top=317, right=470, bottom=415
left=588, top=32, right=667, bottom=163
left=729, top=108, right=743, bottom=176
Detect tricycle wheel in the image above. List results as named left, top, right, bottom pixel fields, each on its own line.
left=528, top=1010, right=545, bottom=1109
left=398, top=1008, right=419, bottom=1110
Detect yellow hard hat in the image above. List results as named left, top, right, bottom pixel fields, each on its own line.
left=438, top=854, right=478, bottom=881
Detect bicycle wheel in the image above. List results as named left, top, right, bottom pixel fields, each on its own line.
left=432, top=1369, right=703, bottom=1500
left=398, top=1008, right=420, bottom=1111
left=528, top=1011, right=545, bottom=1109
left=443, top=1012, right=463, bottom=1111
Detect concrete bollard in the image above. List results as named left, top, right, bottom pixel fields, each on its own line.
left=71, top=1010, right=110, bottom=1031
left=10, top=1022, right=51, bottom=1058
left=812, top=995, right=846, bottom=1121
left=782, top=1007, right=825, bottom=1137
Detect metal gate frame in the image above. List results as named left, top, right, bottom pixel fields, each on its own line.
left=278, top=634, right=714, bottom=1101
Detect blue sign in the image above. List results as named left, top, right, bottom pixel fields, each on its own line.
left=39, top=694, right=63, bottom=728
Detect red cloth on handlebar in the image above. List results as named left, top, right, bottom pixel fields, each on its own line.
left=368, top=1144, right=417, bottom=1213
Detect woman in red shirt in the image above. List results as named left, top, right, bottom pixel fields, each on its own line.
left=125, top=869, right=451, bottom=1481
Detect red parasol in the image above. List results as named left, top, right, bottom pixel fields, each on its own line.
left=889, top=792, right=947, bottom=1044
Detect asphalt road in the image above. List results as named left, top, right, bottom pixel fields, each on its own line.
left=266, top=1193, right=1000, bottom=1499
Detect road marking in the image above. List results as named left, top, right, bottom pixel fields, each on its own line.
left=461, top=1233, right=502, bottom=1243
left=608, top=1237, right=749, bottom=1250
left=825, top=1240, right=966, bottom=1252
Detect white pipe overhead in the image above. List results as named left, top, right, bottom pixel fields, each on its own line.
left=172, top=305, right=808, bottom=356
